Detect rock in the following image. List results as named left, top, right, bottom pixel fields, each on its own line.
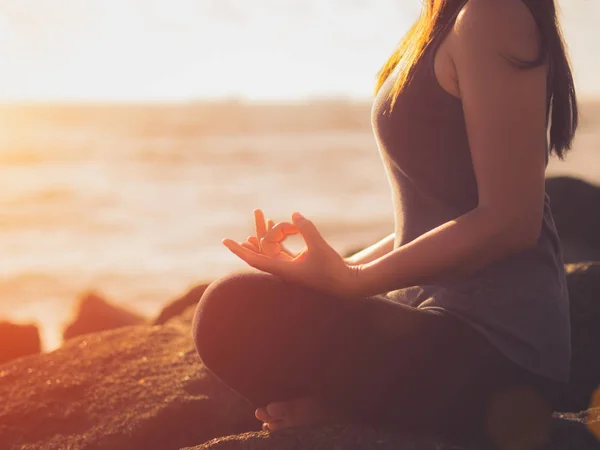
left=166, top=305, right=199, bottom=327
left=63, top=291, right=147, bottom=341
left=0, top=320, right=258, bottom=450
left=1, top=261, right=598, bottom=449
left=545, top=176, right=600, bottom=263
left=0, top=322, right=41, bottom=365
left=153, top=283, right=211, bottom=325
left=185, top=411, right=600, bottom=450
left=556, top=262, right=600, bottom=412
left=185, top=426, right=452, bottom=450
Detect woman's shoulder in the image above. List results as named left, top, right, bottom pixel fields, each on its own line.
left=451, top=0, right=542, bottom=62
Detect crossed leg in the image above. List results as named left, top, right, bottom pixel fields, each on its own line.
left=192, top=270, right=556, bottom=443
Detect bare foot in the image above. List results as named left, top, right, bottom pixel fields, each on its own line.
left=255, top=396, right=348, bottom=431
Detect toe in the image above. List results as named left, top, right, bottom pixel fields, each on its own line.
left=255, top=407, right=270, bottom=423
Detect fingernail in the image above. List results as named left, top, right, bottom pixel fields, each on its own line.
left=292, top=212, right=305, bottom=221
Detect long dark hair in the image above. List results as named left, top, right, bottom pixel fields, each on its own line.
left=374, top=0, right=578, bottom=159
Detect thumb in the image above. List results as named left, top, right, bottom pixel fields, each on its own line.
left=292, top=212, right=327, bottom=250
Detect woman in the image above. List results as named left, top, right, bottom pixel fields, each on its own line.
left=192, top=0, right=577, bottom=445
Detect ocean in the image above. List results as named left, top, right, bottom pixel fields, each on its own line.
left=1, top=100, right=599, bottom=351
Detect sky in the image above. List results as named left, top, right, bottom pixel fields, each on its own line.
left=0, top=0, right=598, bottom=102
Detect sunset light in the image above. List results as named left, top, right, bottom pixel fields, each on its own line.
left=0, top=0, right=598, bottom=101
left=0, top=2, right=599, bottom=449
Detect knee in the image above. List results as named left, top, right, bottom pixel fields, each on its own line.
left=191, top=270, right=285, bottom=367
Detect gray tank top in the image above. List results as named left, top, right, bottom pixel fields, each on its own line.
left=371, top=15, right=571, bottom=382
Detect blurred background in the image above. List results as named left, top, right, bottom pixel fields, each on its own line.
left=0, top=0, right=598, bottom=351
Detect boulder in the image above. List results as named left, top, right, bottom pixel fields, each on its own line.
left=1, top=261, right=598, bottom=449
left=556, top=262, right=600, bottom=412
left=186, top=413, right=600, bottom=450
left=0, top=322, right=41, bottom=365
left=0, top=318, right=258, bottom=450
left=185, top=426, right=455, bottom=450
left=63, top=291, right=146, bottom=341
left=545, top=176, right=600, bottom=263
left=153, top=283, right=211, bottom=325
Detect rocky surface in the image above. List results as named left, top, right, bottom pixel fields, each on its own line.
left=63, top=291, right=147, bottom=341
left=0, top=313, right=258, bottom=450
left=0, top=321, right=41, bottom=365
left=546, top=176, right=600, bottom=263
left=186, top=426, right=458, bottom=450
left=153, top=283, right=211, bottom=325
left=0, top=261, right=598, bottom=449
left=187, top=412, right=600, bottom=450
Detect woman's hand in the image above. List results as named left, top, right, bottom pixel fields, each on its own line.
left=222, top=210, right=360, bottom=299
left=240, top=210, right=296, bottom=261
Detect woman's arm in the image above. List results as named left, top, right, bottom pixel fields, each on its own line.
left=351, top=0, right=548, bottom=298
left=353, top=207, right=538, bottom=297
left=344, top=232, right=395, bottom=265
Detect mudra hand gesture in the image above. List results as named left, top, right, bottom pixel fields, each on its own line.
left=239, top=209, right=297, bottom=261
left=222, top=209, right=359, bottom=298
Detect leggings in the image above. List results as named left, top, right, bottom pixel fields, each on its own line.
left=192, top=270, right=559, bottom=443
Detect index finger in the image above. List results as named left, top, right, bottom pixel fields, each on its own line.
left=254, top=209, right=267, bottom=240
